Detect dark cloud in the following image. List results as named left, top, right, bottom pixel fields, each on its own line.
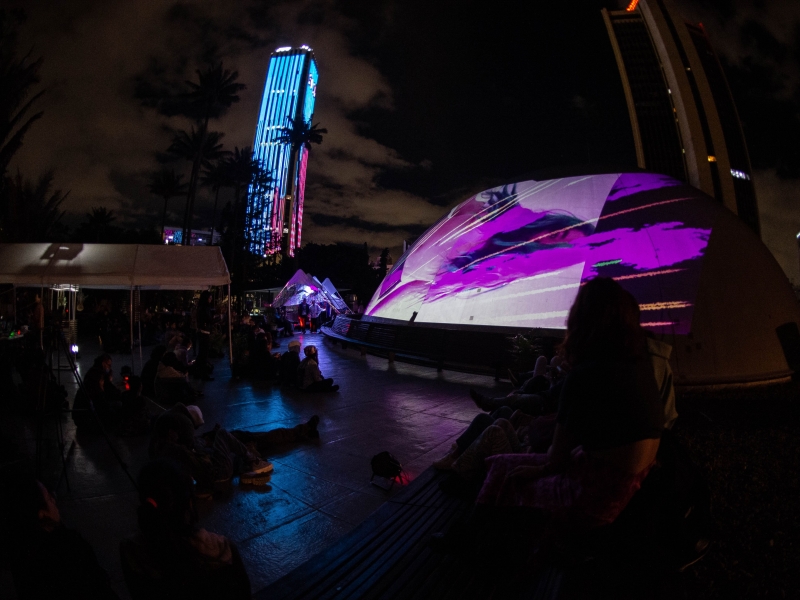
left=309, top=212, right=428, bottom=236
left=7, top=0, right=800, bottom=275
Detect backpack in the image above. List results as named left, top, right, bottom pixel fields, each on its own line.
left=370, top=451, right=403, bottom=482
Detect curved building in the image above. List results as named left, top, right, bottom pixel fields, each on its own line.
left=364, top=173, right=799, bottom=385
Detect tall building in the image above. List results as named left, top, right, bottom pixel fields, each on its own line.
left=246, top=46, right=319, bottom=257
left=603, top=0, right=760, bottom=235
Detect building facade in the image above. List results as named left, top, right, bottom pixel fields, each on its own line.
left=246, top=46, right=319, bottom=257
left=603, top=0, right=760, bottom=235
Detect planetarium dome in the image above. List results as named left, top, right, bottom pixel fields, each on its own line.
left=365, top=173, right=800, bottom=385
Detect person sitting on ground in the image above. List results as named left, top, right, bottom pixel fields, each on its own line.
left=432, top=278, right=666, bottom=560
left=250, top=332, right=277, bottom=380
left=433, top=407, right=537, bottom=484
left=477, top=277, right=664, bottom=529
left=119, top=458, right=251, bottom=599
left=119, top=375, right=153, bottom=436
left=3, top=470, right=118, bottom=599
left=468, top=354, right=568, bottom=416
left=155, top=351, right=199, bottom=405
left=148, top=403, right=273, bottom=492
left=140, top=345, right=166, bottom=399
left=73, top=353, right=121, bottom=432
left=279, top=340, right=302, bottom=385
left=297, top=345, right=339, bottom=392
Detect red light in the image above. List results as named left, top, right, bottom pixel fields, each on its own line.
left=626, top=0, right=639, bottom=11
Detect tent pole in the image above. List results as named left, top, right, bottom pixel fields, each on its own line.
left=137, top=287, right=143, bottom=366
left=130, top=287, right=134, bottom=373
left=227, top=284, right=233, bottom=367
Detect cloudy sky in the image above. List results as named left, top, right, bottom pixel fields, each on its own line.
left=8, top=0, right=800, bottom=280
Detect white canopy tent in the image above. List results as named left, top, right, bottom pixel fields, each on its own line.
left=0, top=243, right=233, bottom=367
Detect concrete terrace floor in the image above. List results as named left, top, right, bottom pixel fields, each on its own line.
left=1, top=333, right=512, bottom=599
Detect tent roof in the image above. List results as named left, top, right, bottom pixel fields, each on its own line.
left=0, top=243, right=230, bottom=290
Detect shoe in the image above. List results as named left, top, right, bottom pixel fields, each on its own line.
left=306, top=415, right=320, bottom=439
left=432, top=443, right=459, bottom=470
left=244, top=459, right=274, bottom=476
left=240, top=472, right=272, bottom=486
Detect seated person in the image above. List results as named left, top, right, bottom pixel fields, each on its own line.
left=469, top=354, right=567, bottom=416
left=148, top=404, right=318, bottom=492
left=73, top=353, right=122, bottom=432
left=297, top=345, right=339, bottom=392
left=148, top=403, right=272, bottom=492
left=140, top=345, right=166, bottom=399
left=279, top=340, right=301, bottom=385
left=119, top=376, right=153, bottom=436
left=433, top=408, right=539, bottom=482
left=250, top=332, right=277, bottom=380
left=155, top=352, right=198, bottom=405
left=120, top=459, right=251, bottom=599
left=475, top=278, right=663, bottom=529
left=4, top=471, right=118, bottom=599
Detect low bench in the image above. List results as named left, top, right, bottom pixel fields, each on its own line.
left=256, top=467, right=564, bottom=600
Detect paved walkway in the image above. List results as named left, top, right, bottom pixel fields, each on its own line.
left=1, top=333, right=513, bottom=598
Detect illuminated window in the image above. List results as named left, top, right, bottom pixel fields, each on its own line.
left=707, top=155, right=716, bottom=162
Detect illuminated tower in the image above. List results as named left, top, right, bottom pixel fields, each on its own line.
left=603, top=0, right=760, bottom=236
left=247, top=46, right=318, bottom=257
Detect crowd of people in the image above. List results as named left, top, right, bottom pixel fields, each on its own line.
left=428, top=277, right=710, bottom=572
left=1, top=289, right=344, bottom=597
left=1, top=278, right=711, bottom=597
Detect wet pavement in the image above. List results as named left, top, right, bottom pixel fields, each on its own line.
left=1, top=333, right=513, bottom=598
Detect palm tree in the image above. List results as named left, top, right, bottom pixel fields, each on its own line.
left=0, top=171, right=67, bottom=242
left=148, top=168, right=188, bottom=240
left=200, top=161, right=231, bottom=245
left=168, top=126, right=226, bottom=244
left=171, top=64, right=244, bottom=245
left=276, top=116, right=327, bottom=256
left=84, top=207, right=116, bottom=243
left=183, top=63, right=245, bottom=130
left=0, top=13, right=45, bottom=178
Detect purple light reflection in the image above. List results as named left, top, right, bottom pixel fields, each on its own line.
left=366, top=174, right=715, bottom=334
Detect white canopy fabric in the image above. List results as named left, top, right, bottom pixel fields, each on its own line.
left=272, top=269, right=351, bottom=314
left=0, top=243, right=230, bottom=289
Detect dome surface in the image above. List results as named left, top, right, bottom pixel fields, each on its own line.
left=365, top=173, right=800, bottom=385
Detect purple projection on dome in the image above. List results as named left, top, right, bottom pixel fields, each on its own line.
left=365, top=173, right=716, bottom=334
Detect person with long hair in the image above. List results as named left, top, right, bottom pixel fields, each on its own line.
left=475, top=277, right=664, bottom=528
left=120, top=459, right=251, bottom=599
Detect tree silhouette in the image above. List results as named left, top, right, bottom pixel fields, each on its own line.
left=200, top=160, right=231, bottom=245
left=276, top=116, right=327, bottom=256
left=148, top=168, right=188, bottom=240
left=0, top=11, right=45, bottom=177
left=82, top=206, right=116, bottom=243
left=168, top=125, right=226, bottom=244
left=1, top=171, right=67, bottom=242
left=168, top=64, right=244, bottom=246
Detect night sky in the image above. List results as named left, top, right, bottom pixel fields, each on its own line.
left=8, top=0, right=800, bottom=280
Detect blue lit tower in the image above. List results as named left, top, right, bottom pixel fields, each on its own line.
left=247, top=46, right=318, bottom=257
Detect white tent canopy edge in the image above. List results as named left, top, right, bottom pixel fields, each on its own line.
left=0, top=243, right=233, bottom=367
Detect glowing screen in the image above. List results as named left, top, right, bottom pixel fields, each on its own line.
left=365, top=173, right=716, bottom=334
